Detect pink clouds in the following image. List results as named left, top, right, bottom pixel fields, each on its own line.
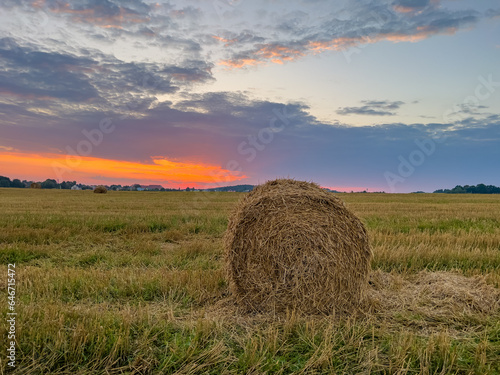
left=219, top=26, right=462, bottom=69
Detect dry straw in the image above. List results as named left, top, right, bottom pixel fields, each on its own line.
left=93, top=185, right=108, bottom=194
left=367, top=270, right=500, bottom=323
left=30, top=182, right=41, bottom=189
left=224, top=178, right=372, bottom=315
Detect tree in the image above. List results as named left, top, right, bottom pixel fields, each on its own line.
left=434, top=184, right=500, bottom=194
left=450, top=185, right=465, bottom=194
left=475, top=183, right=487, bottom=194
left=0, top=176, right=11, bottom=187
left=41, top=179, right=58, bottom=189
left=60, top=181, right=76, bottom=189
left=11, top=179, right=24, bottom=188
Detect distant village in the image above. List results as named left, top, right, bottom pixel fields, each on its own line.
left=0, top=175, right=254, bottom=192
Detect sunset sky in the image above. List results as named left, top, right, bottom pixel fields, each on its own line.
left=0, top=0, right=499, bottom=192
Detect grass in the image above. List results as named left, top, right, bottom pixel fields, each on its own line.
left=0, top=188, right=499, bottom=374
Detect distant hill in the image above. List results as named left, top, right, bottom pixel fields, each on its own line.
left=323, top=188, right=341, bottom=193
left=204, top=184, right=254, bottom=192
left=434, top=184, right=500, bottom=194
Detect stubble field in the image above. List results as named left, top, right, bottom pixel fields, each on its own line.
left=0, top=188, right=499, bottom=374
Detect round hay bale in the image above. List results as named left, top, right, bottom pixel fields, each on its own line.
left=224, top=178, right=371, bottom=314
left=93, top=185, right=107, bottom=194
left=30, top=182, right=41, bottom=189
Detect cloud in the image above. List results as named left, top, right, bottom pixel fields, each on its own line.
left=161, top=62, right=213, bottom=83
left=212, top=32, right=266, bottom=47
left=0, top=0, right=206, bottom=61
left=0, top=145, right=16, bottom=152
left=218, top=2, right=479, bottom=68
left=37, top=0, right=151, bottom=29
left=336, top=100, right=405, bottom=116
left=0, top=37, right=214, bottom=118
left=1, top=0, right=480, bottom=71
left=172, top=92, right=317, bottom=136
left=454, top=103, right=489, bottom=115
left=392, top=0, right=436, bottom=14
left=485, top=8, right=500, bottom=19
left=221, top=42, right=306, bottom=67
left=0, top=38, right=100, bottom=102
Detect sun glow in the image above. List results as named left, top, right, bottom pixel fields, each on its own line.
left=0, top=151, right=246, bottom=188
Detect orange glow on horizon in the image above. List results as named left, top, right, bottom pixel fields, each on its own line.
left=0, top=151, right=246, bottom=188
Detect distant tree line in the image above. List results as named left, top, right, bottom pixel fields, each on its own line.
left=0, top=176, right=91, bottom=189
left=0, top=175, right=196, bottom=191
left=434, top=184, right=500, bottom=194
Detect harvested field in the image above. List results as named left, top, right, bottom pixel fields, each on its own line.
left=0, top=188, right=499, bottom=374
